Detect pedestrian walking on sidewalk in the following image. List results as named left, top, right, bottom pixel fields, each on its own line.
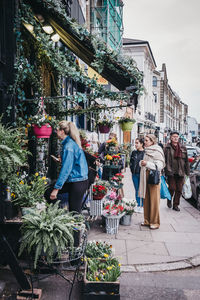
left=139, top=134, right=165, bottom=229
left=164, top=131, right=190, bottom=211
left=45, top=121, right=88, bottom=213
left=130, top=138, right=144, bottom=213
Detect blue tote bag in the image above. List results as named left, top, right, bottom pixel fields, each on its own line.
left=160, top=176, right=171, bottom=200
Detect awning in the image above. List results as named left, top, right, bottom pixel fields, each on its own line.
left=26, top=0, right=142, bottom=91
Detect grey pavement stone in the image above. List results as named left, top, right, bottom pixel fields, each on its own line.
left=117, top=230, right=152, bottom=241
left=151, top=231, right=191, bottom=243
left=126, top=255, right=188, bottom=265
left=165, top=242, right=200, bottom=257
left=186, top=232, right=200, bottom=244
left=136, top=261, right=192, bottom=272
left=121, top=265, right=137, bottom=272
left=189, top=255, right=200, bottom=267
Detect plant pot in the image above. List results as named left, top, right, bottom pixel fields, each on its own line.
left=32, top=124, right=52, bottom=138
left=98, top=124, right=111, bottom=134
left=119, top=121, right=135, bottom=132
left=90, top=199, right=103, bottom=217
left=21, top=207, right=34, bottom=215
left=83, top=260, right=120, bottom=299
left=120, top=214, right=132, bottom=226
left=105, top=214, right=124, bottom=235
left=93, top=194, right=105, bottom=200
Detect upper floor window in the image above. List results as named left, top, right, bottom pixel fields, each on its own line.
left=152, top=76, right=157, bottom=87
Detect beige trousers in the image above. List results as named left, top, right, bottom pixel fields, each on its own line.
left=143, top=171, right=161, bottom=227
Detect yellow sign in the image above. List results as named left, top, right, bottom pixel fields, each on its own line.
left=87, top=67, right=108, bottom=85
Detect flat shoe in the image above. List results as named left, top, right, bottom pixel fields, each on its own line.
left=150, top=226, right=159, bottom=230
left=141, top=222, right=149, bottom=227
left=167, top=199, right=172, bottom=208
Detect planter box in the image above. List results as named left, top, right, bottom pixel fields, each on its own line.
left=98, top=125, right=111, bottom=134
left=90, top=199, right=103, bottom=217
left=83, top=261, right=120, bottom=299
left=119, top=121, right=134, bottom=132
left=32, top=124, right=52, bottom=138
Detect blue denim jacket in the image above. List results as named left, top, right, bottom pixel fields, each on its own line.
left=54, top=136, right=88, bottom=189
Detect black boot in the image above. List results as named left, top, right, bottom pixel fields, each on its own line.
left=167, top=199, right=172, bottom=208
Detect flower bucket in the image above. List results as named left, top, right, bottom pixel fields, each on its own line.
left=32, top=124, right=52, bottom=138
left=90, top=199, right=103, bottom=216
left=120, top=121, right=134, bottom=132
left=120, top=214, right=132, bottom=226
left=98, top=124, right=111, bottom=134
left=105, top=214, right=124, bottom=235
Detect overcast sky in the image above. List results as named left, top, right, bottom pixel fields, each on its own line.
left=123, top=0, right=200, bottom=123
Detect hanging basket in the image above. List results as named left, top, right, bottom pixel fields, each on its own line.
left=32, top=124, right=52, bottom=138
left=98, top=124, right=111, bottom=134
left=119, top=121, right=135, bottom=132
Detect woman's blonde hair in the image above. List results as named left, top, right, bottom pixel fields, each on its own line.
left=146, top=134, right=157, bottom=145
left=58, top=121, right=82, bottom=148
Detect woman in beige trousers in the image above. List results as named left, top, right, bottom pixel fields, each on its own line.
left=138, top=134, right=165, bottom=229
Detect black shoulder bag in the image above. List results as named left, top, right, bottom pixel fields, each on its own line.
left=148, top=164, right=160, bottom=185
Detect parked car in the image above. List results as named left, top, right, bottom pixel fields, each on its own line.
left=186, top=146, right=198, bottom=163
left=189, top=158, right=200, bottom=210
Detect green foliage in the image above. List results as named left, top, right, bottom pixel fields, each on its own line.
left=118, top=117, right=136, bottom=124
left=0, top=121, right=29, bottom=183
left=10, top=173, right=48, bottom=208
left=97, top=118, right=113, bottom=128
left=85, top=241, right=113, bottom=259
left=19, top=202, right=85, bottom=268
left=86, top=257, right=121, bottom=282
left=27, top=113, right=58, bottom=128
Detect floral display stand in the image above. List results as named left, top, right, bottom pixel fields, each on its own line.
left=120, top=214, right=132, bottom=226
left=83, top=260, right=120, bottom=300
left=105, top=213, right=125, bottom=235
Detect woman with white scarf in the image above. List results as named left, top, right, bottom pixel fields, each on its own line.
left=139, top=134, right=165, bottom=229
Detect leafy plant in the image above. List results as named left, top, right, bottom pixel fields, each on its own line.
left=10, top=172, right=48, bottom=208
left=93, top=185, right=107, bottom=196
left=85, top=241, right=113, bottom=259
left=0, top=121, right=29, bottom=183
left=118, top=117, right=136, bottom=124
left=27, top=113, right=58, bottom=128
left=19, top=202, right=85, bottom=268
left=86, top=257, right=121, bottom=282
left=97, top=119, right=113, bottom=128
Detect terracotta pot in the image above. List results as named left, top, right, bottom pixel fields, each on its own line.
left=98, top=124, right=111, bottom=134
left=32, top=124, right=52, bottom=138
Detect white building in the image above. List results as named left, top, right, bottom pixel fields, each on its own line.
left=188, top=116, right=198, bottom=144
left=123, top=38, right=159, bottom=141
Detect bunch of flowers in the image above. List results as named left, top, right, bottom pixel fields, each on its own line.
left=103, top=200, right=124, bottom=216
left=27, top=113, right=57, bottom=128
left=97, top=118, right=113, bottom=128
left=85, top=241, right=113, bottom=259
left=112, top=155, right=121, bottom=160
left=86, top=257, right=121, bottom=282
left=10, top=172, right=48, bottom=208
left=106, top=138, right=118, bottom=147
left=104, top=154, right=113, bottom=161
left=122, top=198, right=137, bottom=215
left=112, top=173, right=124, bottom=182
left=93, top=185, right=107, bottom=196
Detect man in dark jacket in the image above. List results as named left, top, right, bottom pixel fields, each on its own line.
left=164, top=131, right=190, bottom=211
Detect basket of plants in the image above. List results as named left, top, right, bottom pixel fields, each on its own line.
left=83, top=241, right=121, bottom=299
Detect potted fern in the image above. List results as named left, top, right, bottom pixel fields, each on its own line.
left=19, top=202, right=85, bottom=268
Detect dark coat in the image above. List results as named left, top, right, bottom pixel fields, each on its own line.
left=130, top=150, right=144, bottom=174
left=164, top=143, right=190, bottom=177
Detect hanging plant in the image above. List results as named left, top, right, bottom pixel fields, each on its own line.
left=118, top=117, right=136, bottom=132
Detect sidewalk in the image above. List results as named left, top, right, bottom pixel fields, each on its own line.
left=88, top=168, right=200, bottom=272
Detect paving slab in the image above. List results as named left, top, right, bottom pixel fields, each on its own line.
left=165, top=242, right=200, bottom=257
left=189, top=255, right=200, bottom=267
left=136, top=261, right=192, bottom=272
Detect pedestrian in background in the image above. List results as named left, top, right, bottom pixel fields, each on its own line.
left=139, top=134, right=165, bottom=229
left=130, top=138, right=144, bottom=213
left=164, top=131, right=190, bottom=211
